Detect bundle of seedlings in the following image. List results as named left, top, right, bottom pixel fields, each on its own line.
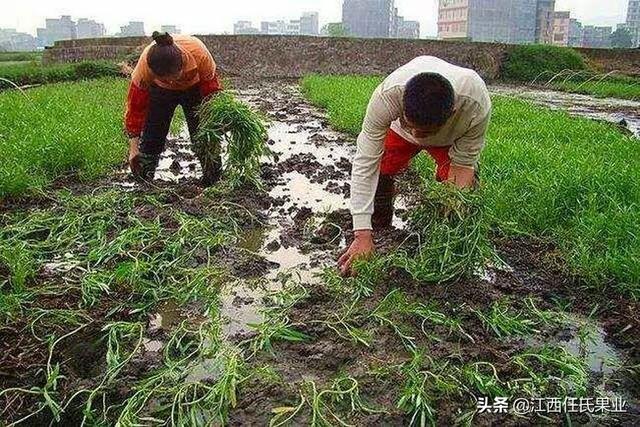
left=196, top=92, right=271, bottom=187
left=392, top=180, right=495, bottom=283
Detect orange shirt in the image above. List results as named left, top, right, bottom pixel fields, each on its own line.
left=132, top=35, right=217, bottom=91
left=125, top=35, right=222, bottom=137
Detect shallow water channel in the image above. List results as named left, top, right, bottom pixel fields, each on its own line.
left=491, top=85, right=640, bottom=137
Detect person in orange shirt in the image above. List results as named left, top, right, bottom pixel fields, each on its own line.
left=125, top=32, right=222, bottom=184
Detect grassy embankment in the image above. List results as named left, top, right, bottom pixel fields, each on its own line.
left=501, top=44, right=640, bottom=101
left=301, top=75, right=640, bottom=298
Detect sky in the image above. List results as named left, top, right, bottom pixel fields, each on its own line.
left=1, top=0, right=631, bottom=38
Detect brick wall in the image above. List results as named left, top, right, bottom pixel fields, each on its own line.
left=43, top=35, right=640, bottom=80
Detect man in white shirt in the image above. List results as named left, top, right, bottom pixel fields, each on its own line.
left=338, top=56, right=492, bottom=276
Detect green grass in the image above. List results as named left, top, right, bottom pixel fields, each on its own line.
left=501, top=44, right=586, bottom=83
left=0, top=51, right=42, bottom=63
left=301, top=75, right=640, bottom=297
left=552, top=78, right=640, bottom=101
left=0, top=78, right=128, bottom=198
left=0, top=60, right=121, bottom=88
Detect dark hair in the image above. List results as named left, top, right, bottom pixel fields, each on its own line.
left=147, top=31, right=182, bottom=77
left=403, top=73, right=455, bottom=127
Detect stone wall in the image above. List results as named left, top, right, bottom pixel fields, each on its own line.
left=44, top=35, right=640, bottom=81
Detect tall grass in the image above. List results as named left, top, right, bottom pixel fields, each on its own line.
left=0, top=78, right=128, bottom=198
left=501, top=44, right=586, bottom=82
left=302, top=75, right=640, bottom=297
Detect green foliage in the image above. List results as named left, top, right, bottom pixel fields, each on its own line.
left=552, top=74, right=640, bottom=100
left=302, top=74, right=640, bottom=297
left=0, top=60, right=122, bottom=88
left=0, top=78, right=128, bottom=198
left=393, top=183, right=495, bottom=283
left=322, top=23, right=349, bottom=38
left=302, top=74, right=381, bottom=134
left=501, top=44, right=586, bottom=82
left=197, top=92, right=271, bottom=187
left=0, top=51, right=42, bottom=62
left=475, top=300, right=539, bottom=337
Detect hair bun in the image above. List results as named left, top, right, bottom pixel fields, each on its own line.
left=152, top=31, right=173, bottom=46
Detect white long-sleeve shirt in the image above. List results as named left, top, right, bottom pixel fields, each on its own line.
left=351, top=56, right=492, bottom=230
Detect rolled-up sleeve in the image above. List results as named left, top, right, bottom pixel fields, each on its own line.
left=351, top=86, right=400, bottom=230
left=449, top=109, right=491, bottom=167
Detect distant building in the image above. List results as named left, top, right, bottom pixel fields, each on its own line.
left=0, top=28, right=37, bottom=51
left=118, top=21, right=145, bottom=37
left=342, top=0, right=396, bottom=38
left=626, top=0, right=640, bottom=47
left=535, top=0, right=555, bottom=43
left=76, top=18, right=106, bottom=39
left=568, top=18, right=583, bottom=47
left=260, top=20, right=287, bottom=35
left=438, top=0, right=538, bottom=44
left=233, top=21, right=260, bottom=35
left=300, top=12, right=320, bottom=35
left=160, top=25, right=181, bottom=34
left=394, top=15, right=420, bottom=39
left=582, top=25, right=612, bottom=48
left=37, top=15, right=76, bottom=47
left=552, top=11, right=570, bottom=46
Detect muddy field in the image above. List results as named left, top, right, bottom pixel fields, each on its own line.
left=1, top=80, right=639, bottom=425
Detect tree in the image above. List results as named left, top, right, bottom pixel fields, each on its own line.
left=322, top=23, right=348, bottom=38
left=611, top=28, right=633, bottom=48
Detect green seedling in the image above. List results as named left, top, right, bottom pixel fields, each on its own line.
left=270, top=376, right=383, bottom=427
left=397, top=351, right=464, bottom=427
left=197, top=92, right=271, bottom=187
left=475, top=300, right=539, bottom=338
left=462, top=362, right=510, bottom=399
left=393, top=182, right=495, bottom=283
left=511, top=346, right=589, bottom=397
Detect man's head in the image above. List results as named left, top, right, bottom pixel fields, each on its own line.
left=402, top=72, right=455, bottom=138
left=147, top=31, right=183, bottom=79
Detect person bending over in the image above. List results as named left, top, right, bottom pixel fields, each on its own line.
left=338, top=56, right=492, bottom=275
left=125, top=32, right=222, bottom=184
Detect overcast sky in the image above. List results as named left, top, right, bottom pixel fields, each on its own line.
left=1, top=0, right=630, bottom=38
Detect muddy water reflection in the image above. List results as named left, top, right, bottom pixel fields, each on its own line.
left=220, top=86, right=358, bottom=337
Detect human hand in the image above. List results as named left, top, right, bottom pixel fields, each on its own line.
left=337, top=230, right=375, bottom=277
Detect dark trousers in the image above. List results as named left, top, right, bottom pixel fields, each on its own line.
left=141, top=84, right=202, bottom=154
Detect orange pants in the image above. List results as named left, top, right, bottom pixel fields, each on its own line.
left=380, top=129, right=452, bottom=181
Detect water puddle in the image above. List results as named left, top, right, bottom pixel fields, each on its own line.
left=524, top=313, right=621, bottom=376
left=148, top=299, right=186, bottom=333
left=219, top=86, right=360, bottom=338
left=491, top=85, right=640, bottom=137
